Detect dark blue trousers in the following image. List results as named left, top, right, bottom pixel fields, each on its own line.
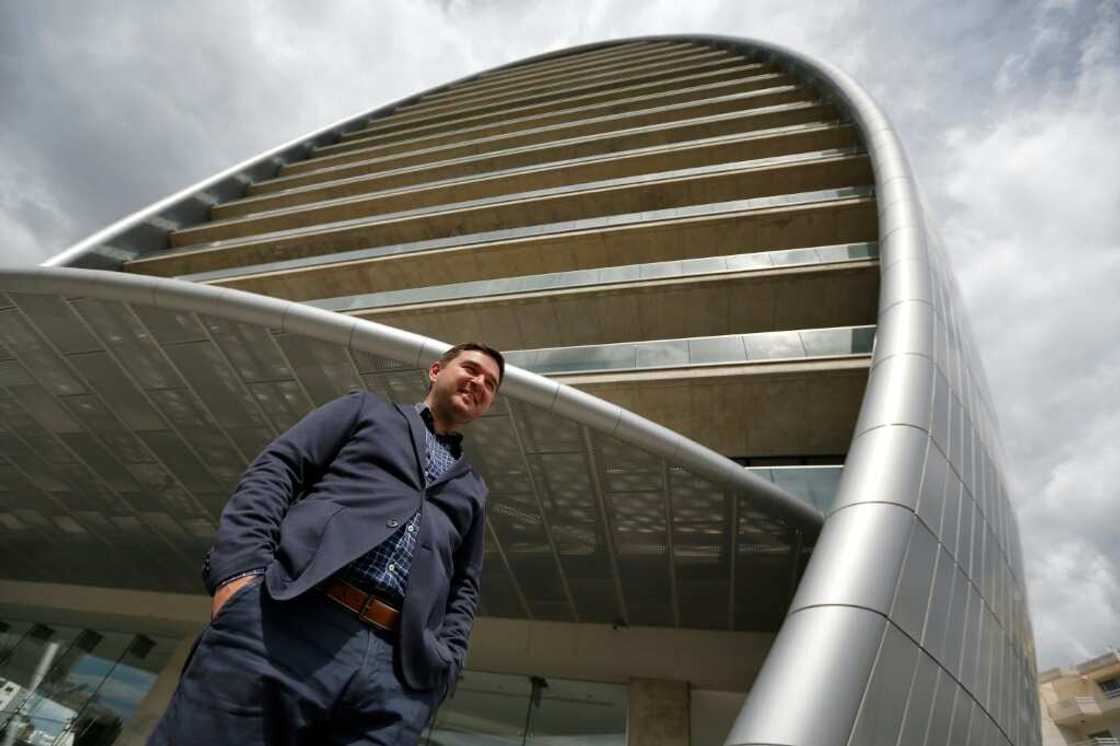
left=149, top=579, right=441, bottom=745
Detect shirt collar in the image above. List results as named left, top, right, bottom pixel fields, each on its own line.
left=414, top=403, right=463, bottom=450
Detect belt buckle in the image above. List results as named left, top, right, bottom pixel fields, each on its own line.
left=358, top=594, right=392, bottom=632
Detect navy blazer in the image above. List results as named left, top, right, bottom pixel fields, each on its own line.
left=202, top=391, right=487, bottom=692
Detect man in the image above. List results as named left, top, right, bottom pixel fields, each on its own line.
left=150, top=342, right=504, bottom=745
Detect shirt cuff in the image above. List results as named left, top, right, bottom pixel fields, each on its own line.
left=216, top=568, right=265, bottom=590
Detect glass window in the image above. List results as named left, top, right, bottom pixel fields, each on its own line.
left=687, top=336, right=747, bottom=366
left=635, top=340, right=689, bottom=370
left=0, top=618, right=176, bottom=746
left=527, top=677, right=626, bottom=745
left=766, top=466, right=843, bottom=512
left=1098, top=676, right=1120, bottom=698
left=424, top=672, right=626, bottom=746
left=743, top=331, right=805, bottom=361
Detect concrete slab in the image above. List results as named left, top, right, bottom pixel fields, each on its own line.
left=250, top=103, right=835, bottom=196
left=216, top=124, right=857, bottom=220
left=347, top=262, right=880, bottom=350
left=186, top=198, right=878, bottom=298
left=177, top=151, right=869, bottom=246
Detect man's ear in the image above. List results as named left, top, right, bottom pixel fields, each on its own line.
left=427, top=361, right=442, bottom=384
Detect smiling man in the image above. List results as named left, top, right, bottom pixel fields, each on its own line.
left=150, top=343, right=504, bottom=746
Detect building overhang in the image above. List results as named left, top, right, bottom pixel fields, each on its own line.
left=0, top=267, right=820, bottom=632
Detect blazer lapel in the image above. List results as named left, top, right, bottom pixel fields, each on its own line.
left=396, top=402, right=472, bottom=490
left=397, top=403, right=427, bottom=488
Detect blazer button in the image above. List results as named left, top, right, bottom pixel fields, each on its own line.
left=387, top=519, right=400, bottom=528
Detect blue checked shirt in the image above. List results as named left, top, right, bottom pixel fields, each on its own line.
left=338, top=403, right=461, bottom=603
left=217, top=403, right=461, bottom=605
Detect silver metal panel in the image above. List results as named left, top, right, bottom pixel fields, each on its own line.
left=788, top=503, right=912, bottom=615
left=897, top=649, right=941, bottom=746
left=853, top=353, right=934, bottom=434
left=726, top=605, right=885, bottom=746
left=925, top=671, right=958, bottom=746
left=890, top=517, right=939, bottom=640
left=848, top=622, right=920, bottom=746
left=831, top=424, right=926, bottom=511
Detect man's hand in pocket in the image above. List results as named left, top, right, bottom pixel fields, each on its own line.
left=211, top=574, right=259, bottom=620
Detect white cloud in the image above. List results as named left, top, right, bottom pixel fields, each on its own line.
left=930, top=0, right=1120, bottom=669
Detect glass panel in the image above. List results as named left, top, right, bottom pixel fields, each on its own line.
left=309, top=239, right=880, bottom=312
left=765, top=466, right=842, bottom=512
left=528, top=345, right=636, bottom=375
left=743, top=332, right=804, bottom=360
left=680, top=256, right=728, bottom=275
left=636, top=339, right=689, bottom=370
left=596, top=264, right=640, bottom=284
left=527, top=677, right=626, bottom=745
left=800, top=328, right=856, bottom=357
left=511, top=327, right=874, bottom=376
left=425, top=672, right=626, bottom=746
left=0, top=619, right=175, bottom=746
left=721, top=252, right=773, bottom=271
left=688, top=336, right=747, bottom=366
left=767, top=250, right=810, bottom=266
left=638, top=260, right=684, bottom=279
left=427, top=671, right=532, bottom=744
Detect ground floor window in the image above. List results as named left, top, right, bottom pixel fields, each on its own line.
left=422, top=671, right=626, bottom=745
left=0, top=618, right=177, bottom=745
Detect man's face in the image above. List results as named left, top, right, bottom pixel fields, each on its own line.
left=426, top=350, right=501, bottom=427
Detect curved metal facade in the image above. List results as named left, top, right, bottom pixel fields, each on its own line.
left=710, top=39, right=1041, bottom=746
left=15, top=36, right=1037, bottom=745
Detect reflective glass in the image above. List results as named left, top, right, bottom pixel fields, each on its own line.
left=722, top=252, right=773, bottom=271
left=424, top=671, right=626, bottom=746
left=308, top=242, right=879, bottom=312
left=526, top=677, right=626, bottom=745
left=744, top=331, right=804, bottom=360
left=765, top=466, right=842, bottom=512
left=509, top=327, right=874, bottom=376
left=426, top=671, right=532, bottom=743
left=0, top=618, right=175, bottom=746
left=636, top=339, right=689, bottom=369
left=687, top=336, right=747, bottom=366
left=800, top=327, right=874, bottom=357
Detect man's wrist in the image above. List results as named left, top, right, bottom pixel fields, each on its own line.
left=215, top=568, right=264, bottom=592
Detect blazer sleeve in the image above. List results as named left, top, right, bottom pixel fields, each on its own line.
left=202, top=391, right=365, bottom=595
left=438, top=476, right=487, bottom=681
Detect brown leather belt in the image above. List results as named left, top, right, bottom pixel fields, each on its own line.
left=321, top=577, right=401, bottom=632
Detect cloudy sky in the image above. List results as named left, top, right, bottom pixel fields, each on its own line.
left=1, top=0, right=1116, bottom=670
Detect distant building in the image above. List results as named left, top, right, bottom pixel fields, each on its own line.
left=1040, top=649, right=1120, bottom=745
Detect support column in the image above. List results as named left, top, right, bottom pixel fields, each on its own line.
left=115, top=632, right=199, bottom=745
left=627, top=677, right=690, bottom=746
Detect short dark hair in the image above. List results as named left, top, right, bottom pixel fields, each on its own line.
left=437, top=342, right=505, bottom=388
